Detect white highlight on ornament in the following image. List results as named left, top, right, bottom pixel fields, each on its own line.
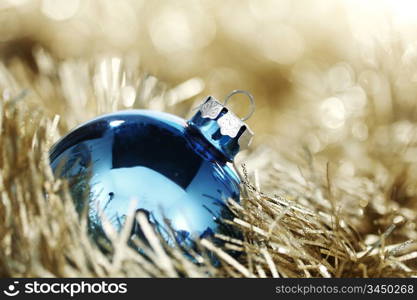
left=109, top=120, right=125, bottom=127
left=41, top=0, right=80, bottom=21
left=320, top=97, right=346, bottom=129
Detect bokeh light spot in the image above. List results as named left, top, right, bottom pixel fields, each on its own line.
left=149, top=7, right=216, bottom=54
left=258, top=24, right=305, bottom=65
left=41, top=0, right=80, bottom=21
left=320, top=97, right=346, bottom=129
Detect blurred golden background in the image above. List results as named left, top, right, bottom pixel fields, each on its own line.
left=2, top=0, right=417, bottom=146
left=2, top=0, right=417, bottom=177
left=1, top=0, right=417, bottom=276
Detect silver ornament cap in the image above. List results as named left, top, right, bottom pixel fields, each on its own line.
left=187, top=90, right=254, bottom=161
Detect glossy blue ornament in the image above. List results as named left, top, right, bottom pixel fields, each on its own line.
left=49, top=93, right=254, bottom=252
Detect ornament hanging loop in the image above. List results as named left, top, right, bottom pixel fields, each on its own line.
left=223, top=90, right=255, bottom=121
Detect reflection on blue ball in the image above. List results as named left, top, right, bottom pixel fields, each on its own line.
left=49, top=110, right=241, bottom=251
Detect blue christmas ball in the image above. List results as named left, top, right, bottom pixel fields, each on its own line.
left=49, top=95, right=254, bottom=252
